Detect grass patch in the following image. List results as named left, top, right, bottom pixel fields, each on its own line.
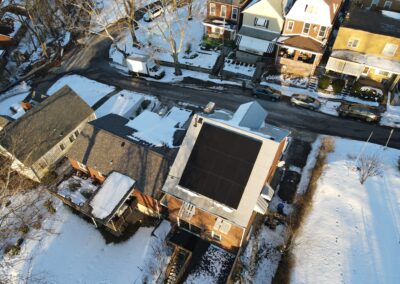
left=272, top=137, right=335, bottom=284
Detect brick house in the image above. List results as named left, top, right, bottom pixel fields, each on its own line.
left=66, top=114, right=176, bottom=218
left=0, top=86, right=95, bottom=182
left=160, top=102, right=290, bottom=252
left=325, top=8, right=400, bottom=90
left=203, top=0, right=253, bottom=42
left=275, top=0, right=343, bottom=76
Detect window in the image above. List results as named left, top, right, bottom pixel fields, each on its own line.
left=384, top=1, right=392, bottom=9
left=232, top=8, right=238, bottom=20
left=361, top=66, right=370, bottom=76
left=59, top=143, right=65, bottom=151
left=38, top=160, right=47, bottom=169
left=347, top=38, right=359, bottom=48
left=375, top=69, right=390, bottom=77
left=220, top=5, right=226, bottom=17
left=318, top=26, right=327, bottom=38
left=302, top=23, right=310, bottom=34
left=254, top=17, right=269, bottom=28
left=209, top=3, right=216, bottom=16
left=382, top=43, right=398, bottom=57
left=305, top=5, right=317, bottom=14
left=334, top=3, right=338, bottom=13
left=69, top=135, right=75, bottom=143
left=211, top=231, right=221, bottom=241
left=74, top=130, right=80, bottom=137
left=287, top=21, right=294, bottom=32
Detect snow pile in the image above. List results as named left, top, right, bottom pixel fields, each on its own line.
left=0, top=81, right=30, bottom=119
left=2, top=200, right=172, bottom=284
left=95, top=90, right=145, bottom=118
left=57, top=176, right=99, bottom=206
left=47, top=74, right=115, bottom=107
left=381, top=104, right=400, bottom=127
left=264, top=74, right=309, bottom=88
left=127, top=107, right=192, bottom=147
left=291, top=138, right=400, bottom=283
left=185, top=245, right=235, bottom=283
left=90, top=172, right=135, bottom=220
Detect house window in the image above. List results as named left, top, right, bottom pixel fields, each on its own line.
left=232, top=8, right=238, bottom=20
left=254, top=17, right=269, bottom=28
left=210, top=3, right=216, bottom=16
left=211, top=231, right=221, bottom=241
left=287, top=21, right=294, bottom=32
left=305, top=5, right=317, bottom=14
left=302, top=23, right=310, bottom=34
left=382, top=43, right=398, bottom=57
left=69, top=135, right=75, bottom=143
left=59, top=143, right=65, bottom=151
left=347, top=38, right=359, bottom=48
left=384, top=1, right=392, bottom=9
left=361, top=66, right=370, bottom=76
left=38, top=160, right=47, bottom=169
left=318, top=26, right=327, bottom=38
left=74, top=130, right=80, bottom=137
left=220, top=5, right=226, bottom=17
left=375, top=69, right=390, bottom=77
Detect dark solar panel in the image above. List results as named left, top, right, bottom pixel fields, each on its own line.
left=179, top=123, right=262, bottom=209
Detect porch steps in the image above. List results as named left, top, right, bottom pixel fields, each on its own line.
left=308, top=76, right=318, bottom=92
left=341, top=82, right=351, bottom=97
left=211, top=54, right=225, bottom=76
left=252, top=62, right=266, bottom=83
left=164, top=248, right=191, bottom=284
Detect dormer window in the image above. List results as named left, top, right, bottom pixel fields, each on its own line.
left=305, top=5, right=317, bottom=14
left=254, top=17, right=269, bottom=28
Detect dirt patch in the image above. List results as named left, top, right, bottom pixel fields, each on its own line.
left=272, top=137, right=335, bottom=284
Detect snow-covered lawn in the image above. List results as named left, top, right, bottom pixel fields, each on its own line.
left=47, top=74, right=115, bottom=107
left=2, top=200, right=172, bottom=284
left=0, top=82, right=30, bottom=119
left=291, top=138, right=400, bottom=283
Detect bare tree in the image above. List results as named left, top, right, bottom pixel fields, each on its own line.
left=122, top=0, right=140, bottom=47
left=357, top=153, right=383, bottom=184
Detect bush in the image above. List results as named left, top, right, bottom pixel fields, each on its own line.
left=318, top=75, right=330, bottom=89
left=332, top=79, right=345, bottom=93
left=4, top=244, right=21, bottom=256
left=43, top=199, right=56, bottom=214
left=185, top=43, right=192, bottom=54
left=18, top=225, right=29, bottom=235
left=351, top=80, right=362, bottom=93
left=68, top=180, right=81, bottom=192
left=141, top=100, right=150, bottom=110
left=81, top=190, right=92, bottom=200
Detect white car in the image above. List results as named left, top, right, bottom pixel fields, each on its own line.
left=143, top=6, right=164, bottom=22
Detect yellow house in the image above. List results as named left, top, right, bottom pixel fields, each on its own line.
left=326, top=8, right=400, bottom=90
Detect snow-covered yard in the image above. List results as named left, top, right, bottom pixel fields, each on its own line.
left=47, top=74, right=115, bottom=107
left=2, top=199, right=172, bottom=284
left=223, top=59, right=256, bottom=78
left=291, top=138, right=400, bottom=283
left=0, top=82, right=30, bottom=119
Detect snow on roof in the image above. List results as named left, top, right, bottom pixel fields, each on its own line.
left=230, top=101, right=268, bottom=130
left=331, top=50, right=400, bottom=74
left=286, top=0, right=333, bottom=27
left=47, top=75, right=115, bottom=107
left=2, top=12, right=25, bottom=38
left=90, top=172, right=135, bottom=220
left=382, top=10, right=400, bottom=20
left=95, top=90, right=144, bottom=119
left=127, top=107, right=191, bottom=147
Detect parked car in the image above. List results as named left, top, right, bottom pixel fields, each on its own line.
left=143, top=6, right=164, bottom=22
left=337, top=102, right=381, bottom=122
left=290, top=94, right=321, bottom=110
left=252, top=86, right=281, bottom=102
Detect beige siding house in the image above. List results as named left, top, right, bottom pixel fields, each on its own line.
left=236, top=0, right=291, bottom=63
left=0, top=86, right=95, bottom=182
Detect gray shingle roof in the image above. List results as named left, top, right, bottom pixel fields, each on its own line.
left=67, top=115, right=174, bottom=198
left=0, top=86, right=93, bottom=166
left=238, top=26, right=278, bottom=41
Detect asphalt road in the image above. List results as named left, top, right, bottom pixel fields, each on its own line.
left=30, top=33, right=399, bottom=149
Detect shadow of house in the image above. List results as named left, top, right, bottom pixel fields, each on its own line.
left=0, top=85, right=95, bottom=182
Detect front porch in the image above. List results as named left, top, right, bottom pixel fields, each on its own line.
left=276, top=46, right=321, bottom=76
left=203, top=17, right=237, bottom=41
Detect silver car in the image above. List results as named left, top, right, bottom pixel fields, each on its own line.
left=290, top=94, right=321, bottom=110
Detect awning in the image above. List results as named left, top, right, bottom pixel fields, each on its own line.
left=237, top=35, right=275, bottom=55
